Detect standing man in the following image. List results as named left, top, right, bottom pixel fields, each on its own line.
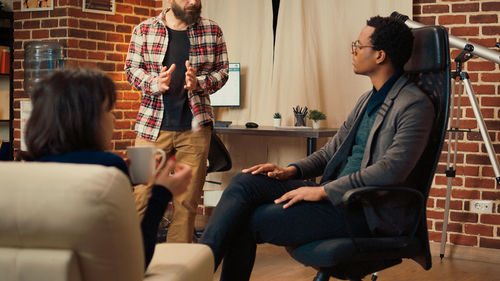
left=125, top=0, right=229, bottom=243
left=199, top=16, right=434, bottom=280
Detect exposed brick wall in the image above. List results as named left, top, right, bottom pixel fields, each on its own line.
left=11, top=0, right=159, bottom=157
left=414, top=0, right=500, bottom=250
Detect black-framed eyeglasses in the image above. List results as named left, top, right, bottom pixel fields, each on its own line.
left=351, top=40, right=374, bottom=53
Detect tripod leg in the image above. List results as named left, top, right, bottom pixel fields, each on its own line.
left=462, top=76, right=500, bottom=184
left=440, top=78, right=461, bottom=258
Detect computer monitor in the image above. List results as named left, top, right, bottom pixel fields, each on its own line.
left=211, top=63, right=240, bottom=107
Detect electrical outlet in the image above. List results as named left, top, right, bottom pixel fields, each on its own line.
left=470, top=200, right=493, bottom=214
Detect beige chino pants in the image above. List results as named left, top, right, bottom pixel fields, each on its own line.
left=133, top=126, right=211, bottom=243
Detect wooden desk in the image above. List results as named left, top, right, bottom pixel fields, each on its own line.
left=214, top=125, right=337, bottom=156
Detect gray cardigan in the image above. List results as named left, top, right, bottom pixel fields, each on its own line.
left=293, top=75, right=435, bottom=207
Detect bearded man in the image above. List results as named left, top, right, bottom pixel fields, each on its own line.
left=125, top=0, right=229, bottom=243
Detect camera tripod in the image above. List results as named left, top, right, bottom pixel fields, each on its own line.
left=440, top=44, right=500, bottom=258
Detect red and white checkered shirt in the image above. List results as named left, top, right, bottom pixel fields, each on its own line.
left=125, top=9, right=229, bottom=141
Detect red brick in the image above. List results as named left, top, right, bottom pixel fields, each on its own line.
left=68, top=28, right=87, bottom=38
left=482, top=26, right=500, bottom=36
left=107, top=33, right=124, bottom=43
left=23, top=20, right=40, bottom=29
left=435, top=221, right=462, bottom=232
left=67, top=18, right=78, bottom=28
left=114, top=140, right=133, bottom=150
left=470, top=14, right=498, bottom=24
left=481, top=214, right=500, bottom=225
left=438, top=15, right=466, bottom=25
left=88, top=31, right=106, bottom=41
left=106, top=14, right=124, bottom=24
left=465, top=108, right=493, bottom=119
left=68, top=49, right=87, bottom=59
left=123, top=131, right=137, bottom=139
left=452, top=3, right=479, bottom=13
left=97, top=62, right=116, bottom=71
left=450, top=211, right=478, bottom=223
left=428, top=230, right=442, bottom=243
left=482, top=2, right=500, bottom=12
left=50, top=7, right=67, bottom=17
left=435, top=175, right=463, bottom=186
left=449, top=233, right=477, bottom=246
left=427, top=210, right=444, bottom=219
left=88, top=51, right=105, bottom=60
left=414, top=16, right=436, bottom=26
left=98, top=42, right=115, bottom=51
left=450, top=26, right=479, bottom=36
left=452, top=188, right=480, bottom=200
left=413, top=5, right=422, bottom=15
left=134, top=7, right=150, bottom=16
left=480, top=238, right=500, bottom=249
left=79, top=20, right=97, bottom=30
left=50, top=29, right=67, bottom=38
left=124, top=15, right=141, bottom=25
left=116, top=25, right=132, bottom=34
left=86, top=13, right=106, bottom=21
left=116, top=4, right=133, bottom=14
left=423, top=4, right=449, bottom=13
left=466, top=154, right=492, bottom=166
left=79, top=40, right=97, bottom=50
left=467, top=61, right=496, bottom=71
left=482, top=191, right=500, bottom=201
left=14, top=30, right=30, bottom=40
left=98, top=22, right=115, bottom=32
left=125, top=111, right=139, bottom=119
left=468, top=38, right=498, bottom=48
left=116, top=43, right=130, bottom=52
left=436, top=199, right=463, bottom=210
left=41, top=19, right=58, bottom=28
left=481, top=97, right=500, bottom=107
left=464, top=177, right=495, bottom=189
left=31, top=11, right=50, bottom=19
left=482, top=73, right=500, bottom=83
left=32, top=30, right=50, bottom=39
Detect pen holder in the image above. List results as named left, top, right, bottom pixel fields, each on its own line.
left=294, top=113, right=307, bottom=127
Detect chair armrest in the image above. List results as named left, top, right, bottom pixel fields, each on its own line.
left=341, top=186, right=424, bottom=207
left=144, top=243, right=214, bottom=281
left=341, top=186, right=425, bottom=248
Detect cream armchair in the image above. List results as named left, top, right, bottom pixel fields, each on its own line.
left=0, top=162, right=213, bottom=281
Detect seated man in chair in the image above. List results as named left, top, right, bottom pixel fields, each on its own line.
left=199, top=16, right=435, bottom=281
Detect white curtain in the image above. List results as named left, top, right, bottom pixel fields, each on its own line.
left=199, top=0, right=411, bottom=186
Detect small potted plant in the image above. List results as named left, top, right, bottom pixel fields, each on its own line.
left=273, top=112, right=282, bottom=127
left=308, top=109, right=326, bottom=129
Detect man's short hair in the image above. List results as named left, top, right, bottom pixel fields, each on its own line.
left=367, top=16, right=414, bottom=70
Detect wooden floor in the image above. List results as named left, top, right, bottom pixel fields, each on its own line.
left=213, top=243, right=500, bottom=281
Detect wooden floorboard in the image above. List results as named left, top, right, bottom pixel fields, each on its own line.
left=213, top=243, right=500, bottom=281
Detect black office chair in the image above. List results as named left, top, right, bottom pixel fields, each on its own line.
left=207, top=130, right=232, bottom=173
left=286, top=25, right=451, bottom=281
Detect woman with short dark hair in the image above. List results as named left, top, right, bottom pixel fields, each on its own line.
left=24, top=67, right=190, bottom=269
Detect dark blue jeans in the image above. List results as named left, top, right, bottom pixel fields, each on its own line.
left=199, top=172, right=369, bottom=281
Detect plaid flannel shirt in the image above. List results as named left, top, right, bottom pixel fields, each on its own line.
left=125, top=9, right=229, bottom=141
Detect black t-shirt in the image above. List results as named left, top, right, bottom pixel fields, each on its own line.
left=161, top=27, right=193, bottom=131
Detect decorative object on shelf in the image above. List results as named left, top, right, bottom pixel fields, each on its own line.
left=308, top=109, right=326, bottom=129
left=0, top=45, right=9, bottom=74
left=273, top=112, right=281, bottom=127
left=83, top=0, right=115, bottom=14
left=293, top=105, right=308, bottom=127
left=21, top=0, right=53, bottom=11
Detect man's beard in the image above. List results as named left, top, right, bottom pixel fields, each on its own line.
left=171, top=1, right=202, bottom=26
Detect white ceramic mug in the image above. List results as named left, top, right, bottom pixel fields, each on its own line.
left=127, top=146, right=166, bottom=184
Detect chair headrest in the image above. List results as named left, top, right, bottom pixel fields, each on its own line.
left=404, top=26, right=449, bottom=73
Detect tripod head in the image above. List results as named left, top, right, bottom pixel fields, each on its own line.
left=453, top=44, right=474, bottom=75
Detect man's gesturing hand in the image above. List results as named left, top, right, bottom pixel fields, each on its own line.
left=158, top=64, right=176, bottom=92
left=184, top=60, right=199, bottom=91
left=274, top=186, right=327, bottom=209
